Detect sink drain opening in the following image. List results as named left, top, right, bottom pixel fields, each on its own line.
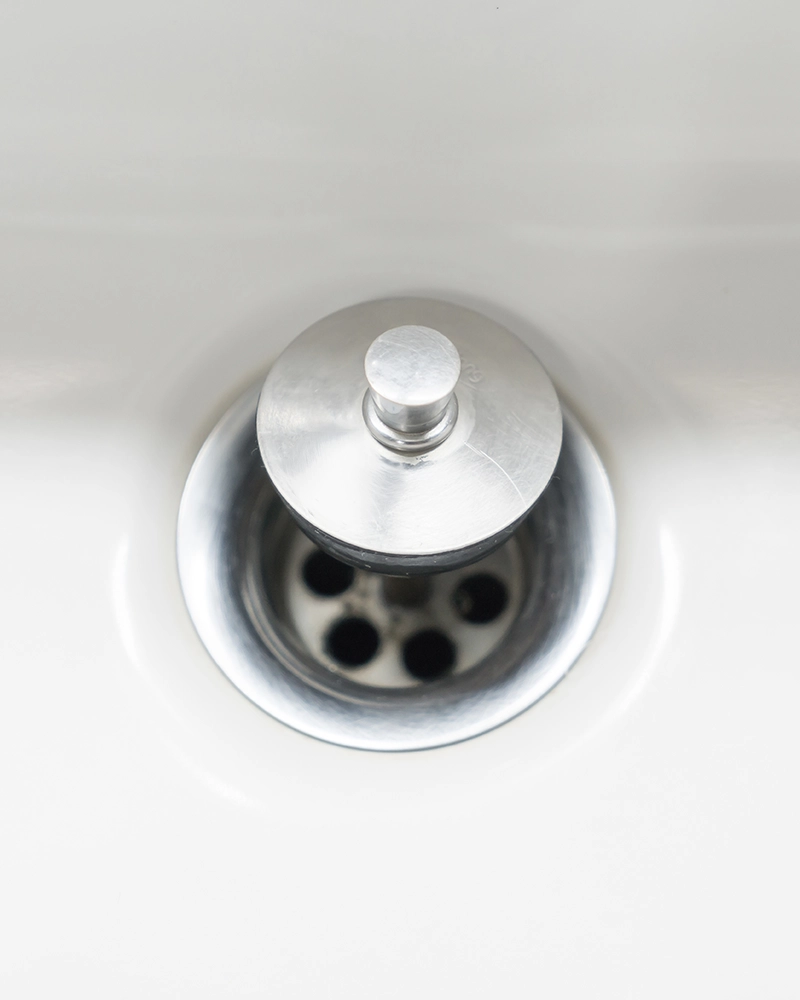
left=178, top=384, right=615, bottom=751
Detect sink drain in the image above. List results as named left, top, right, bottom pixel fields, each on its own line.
left=262, top=505, right=524, bottom=688
left=178, top=381, right=615, bottom=751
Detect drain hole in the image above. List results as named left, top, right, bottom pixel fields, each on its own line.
left=454, top=574, right=509, bottom=625
left=303, top=550, right=356, bottom=597
left=403, top=629, right=456, bottom=682
left=326, top=617, right=380, bottom=668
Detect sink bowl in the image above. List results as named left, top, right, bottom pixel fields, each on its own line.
left=2, top=2, right=799, bottom=996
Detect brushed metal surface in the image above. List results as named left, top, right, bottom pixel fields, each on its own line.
left=365, top=325, right=461, bottom=433
left=364, top=324, right=461, bottom=451
left=256, top=298, right=563, bottom=573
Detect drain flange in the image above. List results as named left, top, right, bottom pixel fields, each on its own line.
left=177, top=380, right=615, bottom=751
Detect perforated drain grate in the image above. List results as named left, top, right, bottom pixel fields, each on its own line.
left=279, top=526, right=524, bottom=688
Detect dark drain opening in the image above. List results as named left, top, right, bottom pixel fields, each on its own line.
left=454, top=574, right=509, bottom=624
left=403, top=629, right=456, bottom=682
left=303, top=550, right=356, bottom=598
left=326, top=617, right=380, bottom=668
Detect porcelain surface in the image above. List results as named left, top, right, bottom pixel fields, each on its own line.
left=2, top=2, right=799, bottom=996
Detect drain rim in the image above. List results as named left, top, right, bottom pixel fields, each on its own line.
left=177, top=384, right=616, bottom=751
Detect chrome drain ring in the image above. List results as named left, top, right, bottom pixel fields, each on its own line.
left=177, top=384, right=615, bottom=751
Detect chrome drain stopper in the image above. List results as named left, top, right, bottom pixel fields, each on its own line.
left=177, top=297, right=615, bottom=750
left=256, top=299, right=563, bottom=574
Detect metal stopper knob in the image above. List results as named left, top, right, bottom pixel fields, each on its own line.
left=256, top=298, right=563, bottom=575
left=363, top=326, right=461, bottom=454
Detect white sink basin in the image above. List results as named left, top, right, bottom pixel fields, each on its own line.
left=2, top=2, right=799, bottom=996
